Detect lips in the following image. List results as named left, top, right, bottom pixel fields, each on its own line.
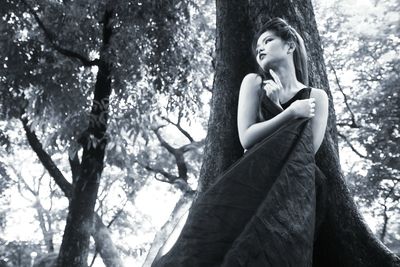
left=259, top=53, right=266, bottom=60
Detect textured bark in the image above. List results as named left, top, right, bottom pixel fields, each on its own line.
left=143, top=191, right=195, bottom=267
left=92, top=214, right=124, bottom=267
left=198, top=0, right=253, bottom=192
left=56, top=6, right=114, bottom=267
left=197, top=0, right=400, bottom=266
left=21, top=116, right=74, bottom=199
left=22, top=114, right=123, bottom=267
left=312, top=135, right=399, bottom=266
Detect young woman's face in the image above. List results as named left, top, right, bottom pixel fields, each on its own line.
left=255, top=30, right=290, bottom=70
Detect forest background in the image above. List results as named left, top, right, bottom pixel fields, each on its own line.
left=0, top=0, right=399, bottom=266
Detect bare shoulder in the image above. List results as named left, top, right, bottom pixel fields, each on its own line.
left=310, top=87, right=328, bottom=103
left=310, top=88, right=329, bottom=116
left=241, top=73, right=262, bottom=91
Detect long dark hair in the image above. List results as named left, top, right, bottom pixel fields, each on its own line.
left=252, top=18, right=309, bottom=86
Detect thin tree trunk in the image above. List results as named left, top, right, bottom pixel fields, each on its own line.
left=56, top=6, right=114, bottom=265
left=34, top=199, right=55, bottom=253
left=143, top=191, right=195, bottom=267
left=380, top=204, right=388, bottom=242
left=92, top=214, right=125, bottom=267
left=21, top=115, right=124, bottom=267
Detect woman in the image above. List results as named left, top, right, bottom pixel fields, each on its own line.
left=152, top=18, right=328, bottom=267
left=239, top=18, right=328, bottom=155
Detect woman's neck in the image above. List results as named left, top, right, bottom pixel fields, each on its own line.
left=272, top=63, right=303, bottom=92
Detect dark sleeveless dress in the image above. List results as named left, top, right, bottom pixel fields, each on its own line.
left=152, top=88, right=327, bottom=267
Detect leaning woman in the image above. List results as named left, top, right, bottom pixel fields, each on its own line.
left=152, top=17, right=329, bottom=267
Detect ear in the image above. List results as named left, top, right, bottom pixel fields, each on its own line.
left=287, top=41, right=296, bottom=54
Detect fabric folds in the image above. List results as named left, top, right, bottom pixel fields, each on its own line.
left=152, top=88, right=326, bottom=267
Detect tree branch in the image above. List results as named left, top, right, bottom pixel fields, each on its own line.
left=20, top=116, right=74, bottom=198
left=337, top=121, right=359, bottom=128
left=9, top=165, right=37, bottom=201
left=337, top=132, right=369, bottom=159
left=181, top=139, right=205, bottom=153
left=20, top=0, right=99, bottom=66
left=134, top=159, right=179, bottom=182
left=328, top=61, right=358, bottom=128
left=68, top=150, right=81, bottom=184
left=384, top=181, right=399, bottom=200
left=152, top=126, right=191, bottom=179
left=152, top=117, right=206, bottom=180
left=152, top=127, right=177, bottom=155
left=21, top=115, right=125, bottom=266
left=89, top=189, right=135, bottom=267
left=161, top=115, right=194, bottom=143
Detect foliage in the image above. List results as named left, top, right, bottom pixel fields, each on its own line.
left=0, top=162, right=11, bottom=231
left=314, top=0, right=400, bottom=251
left=1, top=0, right=214, bottom=264
left=1, top=0, right=398, bottom=264
left=0, top=238, right=42, bottom=267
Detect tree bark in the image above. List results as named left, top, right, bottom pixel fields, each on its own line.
left=21, top=117, right=124, bottom=267
left=92, top=214, right=125, bottom=267
left=197, top=0, right=400, bottom=266
left=143, top=191, right=195, bottom=267
left=56, top=6, right=114, bottom=266
left=198, top=0, right=253, bottom=192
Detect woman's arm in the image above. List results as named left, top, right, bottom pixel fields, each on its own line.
left=237, top=73, right=297, bottom=150
left=310, top=88, right=329, bottom=154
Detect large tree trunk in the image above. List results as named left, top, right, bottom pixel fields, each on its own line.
left=198, top=0, right=400, bottom=266
left=56, top=6, right=114, bottom=267
left=198, top=0, right=253, bottom=192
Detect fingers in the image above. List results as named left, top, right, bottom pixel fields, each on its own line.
left=263, top=80, right=279, bottom=95
left=291, top=98, right=316, bottom=118
left=309, top=98, right=315, bottom=117
left=269, top=69, right=283, bottom=89
left=263, top=79, right=276, bottom=87
left=269, top=69, right=278, bottom=82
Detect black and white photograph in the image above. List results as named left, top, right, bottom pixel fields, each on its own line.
left=0, top=0, right=399, bottom=266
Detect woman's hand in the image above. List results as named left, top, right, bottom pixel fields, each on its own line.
left=288, top=98, right=315, bottom=119
left=263, top=70, right=283, bottom=108
left=263, top=80, right=280, bottom=105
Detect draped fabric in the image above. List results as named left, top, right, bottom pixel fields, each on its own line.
left=152, top=88, right=327, bottom=267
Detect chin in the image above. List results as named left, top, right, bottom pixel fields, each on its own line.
left=258, top=61, right=272, bottom=72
